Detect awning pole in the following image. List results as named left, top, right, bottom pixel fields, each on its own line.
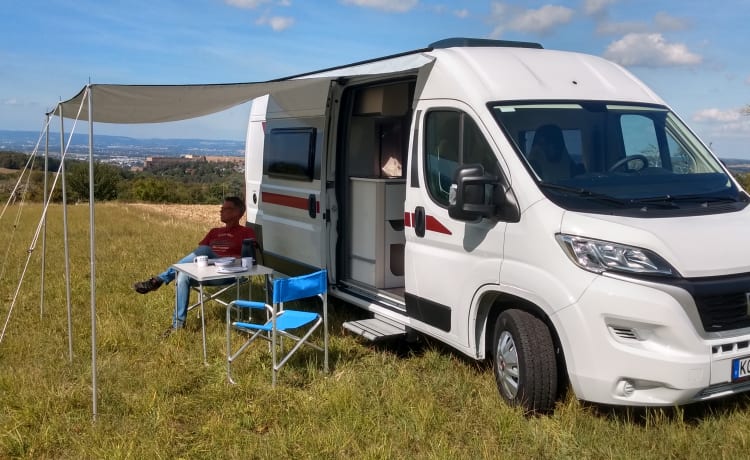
left=87, top=85, right=98, bottom=420
left=40, top=114, right=49, bottom=319
left=59, top=105, right=74, bottom=363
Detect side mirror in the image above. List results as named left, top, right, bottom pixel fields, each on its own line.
left=448, top=164, right=498, bottom=221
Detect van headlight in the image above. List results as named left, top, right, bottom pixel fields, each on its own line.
left=556, top=234, right=676, bottom=277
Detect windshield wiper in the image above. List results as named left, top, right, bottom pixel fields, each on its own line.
left=631, top=194, right=739, bottom=207
left=538, top=183, right=630, bottom=207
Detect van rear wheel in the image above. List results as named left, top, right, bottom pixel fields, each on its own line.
left=492, top=309, right=557, bottom=412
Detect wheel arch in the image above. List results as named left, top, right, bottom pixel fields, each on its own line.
left=472, top=289, right=567, bottom=377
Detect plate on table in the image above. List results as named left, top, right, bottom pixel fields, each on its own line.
left=216, top=266, right=248, bottom=274
left=212, top=257, right=235, bottom=268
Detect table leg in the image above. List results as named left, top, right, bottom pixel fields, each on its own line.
left=200, top=284, right=207, bottom=366
left=236, top=278, right=242, bottom=321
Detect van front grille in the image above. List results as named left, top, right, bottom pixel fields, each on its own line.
left=657, top=272, right=750, bottom=333
left=694, top=292, right=750, bottom=331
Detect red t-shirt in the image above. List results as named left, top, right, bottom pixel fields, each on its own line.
left=199, top=225, right=257, bottom=258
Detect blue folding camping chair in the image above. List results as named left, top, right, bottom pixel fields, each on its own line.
left=226, top=269, right=328, bottom=385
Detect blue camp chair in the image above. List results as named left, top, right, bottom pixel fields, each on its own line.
left=226, top=269, right=328, bottom=385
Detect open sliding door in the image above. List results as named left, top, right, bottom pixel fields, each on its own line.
left=256, top=79, right=334, bottom=275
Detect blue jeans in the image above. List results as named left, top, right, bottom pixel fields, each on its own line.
left=156, top=246, right=231, bottom=328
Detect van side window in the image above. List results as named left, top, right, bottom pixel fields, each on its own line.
left=265, top=127, right=317, bottom=180
left=424, top=110, right=499, bottom=206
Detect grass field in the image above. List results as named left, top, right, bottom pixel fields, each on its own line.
left=2, top=202, right=750, bottom=459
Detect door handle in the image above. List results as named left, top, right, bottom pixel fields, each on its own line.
left=308, top=194, right=317, bottom=219
left=414, top=206, right=425, bottom=238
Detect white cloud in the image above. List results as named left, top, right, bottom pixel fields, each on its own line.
left=604, top=33, right=702, bottom=67
left=489, top=2, right=573, bottom=37
left=454, top=8, right=469, bottom=19
left=653, top=12, right=689, bottom=31
left=582, top=0, right=617, bottom=16
left=594, top=11, right=688, bottom=36
left=513, top=5, right=574, bottom=34
left=431, top=5, right=468, bottom=18
left=225, top=0, right=270, bottom=8
left=340, top=0, right=418, bottom=13
left=489, top=2, right=507, bottom=38
left=693, top=108, right=742, bottom=123
left=693, top=109, right=750, bottom=147
left=256, top=15, right=295, bottom=31
left=596, top=20, right=649, bottom=35
left=277, top=0, right=292, bottom=5
left=745, top=75, right=750, bottom=85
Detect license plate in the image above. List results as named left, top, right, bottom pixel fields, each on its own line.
left=732, top=356, right=750, bottom=381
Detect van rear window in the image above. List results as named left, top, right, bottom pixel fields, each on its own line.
left=266, top=127, right=316, bottom=180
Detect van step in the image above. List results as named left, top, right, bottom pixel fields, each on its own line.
left=343, top=317, right=406, bottom=342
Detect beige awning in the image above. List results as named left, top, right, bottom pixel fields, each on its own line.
left=54, top=52, right=435, bottom=124
left=55, top=78, right=334, bottom=124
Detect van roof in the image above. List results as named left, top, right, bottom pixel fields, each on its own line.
left=280, top=38, right=664, bottom=106
left=281, top=37, right=543, bottom=81
left=420, top=45, right=664, bottom=105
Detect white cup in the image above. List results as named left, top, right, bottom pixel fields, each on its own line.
left=194, top=255, right=208, bottom=267
left=241, top=257, right=253, bottom=268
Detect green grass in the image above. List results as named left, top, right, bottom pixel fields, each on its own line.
left=2, top=203, right=750, bottom=459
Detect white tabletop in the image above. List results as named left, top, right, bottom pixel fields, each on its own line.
left=172, top=261, right=274, bottom=283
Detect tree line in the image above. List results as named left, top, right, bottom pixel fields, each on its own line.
left=0, top=151, right=244, bottom=204
left=2, top=150, right=750, bottom=204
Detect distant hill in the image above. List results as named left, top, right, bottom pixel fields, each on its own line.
left=0, top=130, right=244, bottom=159
left=721, top=158, right=750, bottom=173
left=2, top=129, right=749, bottom=174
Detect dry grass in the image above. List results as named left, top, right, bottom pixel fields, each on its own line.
left=2, top=203, right=750, bottom=459
left=124, top=202, right=220, bottom=226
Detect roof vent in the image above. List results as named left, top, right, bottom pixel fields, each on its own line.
left=429, top=37, right=543, bottom=50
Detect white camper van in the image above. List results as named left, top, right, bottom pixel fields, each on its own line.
left=244, top=38, right=750, bottom=411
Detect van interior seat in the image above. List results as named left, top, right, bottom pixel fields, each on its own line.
left=528, top=124, right=576, bottom=182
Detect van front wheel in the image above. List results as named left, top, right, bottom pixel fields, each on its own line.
left=492, top=309, right=557, bottom=412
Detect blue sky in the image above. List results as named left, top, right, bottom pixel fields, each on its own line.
left=2, top=0, right=749, bottom=158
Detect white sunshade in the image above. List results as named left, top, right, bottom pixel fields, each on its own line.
left=55, top=78, right=334, bottom=124
left=55, top=53, right=436, bottom=124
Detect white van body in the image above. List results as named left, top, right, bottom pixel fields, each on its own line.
left=244, top=38, right=750, bottom=410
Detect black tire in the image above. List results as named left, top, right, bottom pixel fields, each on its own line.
left=492, top=309, right=558, bottom=413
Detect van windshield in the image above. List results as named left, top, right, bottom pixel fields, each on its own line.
left=491, top=102, right=747, bottom=215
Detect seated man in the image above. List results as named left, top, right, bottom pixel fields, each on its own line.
left=133, top=196, right=257, bottom=337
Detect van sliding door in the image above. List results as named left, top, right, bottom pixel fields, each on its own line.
left=257, top=81, right=333, bottom=274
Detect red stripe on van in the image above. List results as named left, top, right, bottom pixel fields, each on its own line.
left=262, top=192, right=320, bottom=213
left=426, top=215, right=452, bottom=235
left=402, top=212, right=451, bottom=235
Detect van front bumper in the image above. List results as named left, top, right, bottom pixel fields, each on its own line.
left=555, top=274, right=750, bottom=406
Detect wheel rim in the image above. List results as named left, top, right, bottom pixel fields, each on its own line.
left=496, top=330, right=520, bottom=399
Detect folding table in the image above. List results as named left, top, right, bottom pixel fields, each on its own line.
left=171, top=261, right=274, bottom=364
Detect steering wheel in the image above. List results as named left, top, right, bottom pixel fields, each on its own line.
left=608, top=154, right=649, bottom=173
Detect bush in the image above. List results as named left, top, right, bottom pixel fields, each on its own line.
left=66, top=161, right=123, bottom=202
left=734, top=172, right=750, bottom=191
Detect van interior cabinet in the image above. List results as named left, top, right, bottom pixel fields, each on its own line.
left=349, top=178, right=405, bottom=289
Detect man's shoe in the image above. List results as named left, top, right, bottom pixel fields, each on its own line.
left=133, top=277, right=163, bottom=294
left=160, top=325, right=183, bottom=339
